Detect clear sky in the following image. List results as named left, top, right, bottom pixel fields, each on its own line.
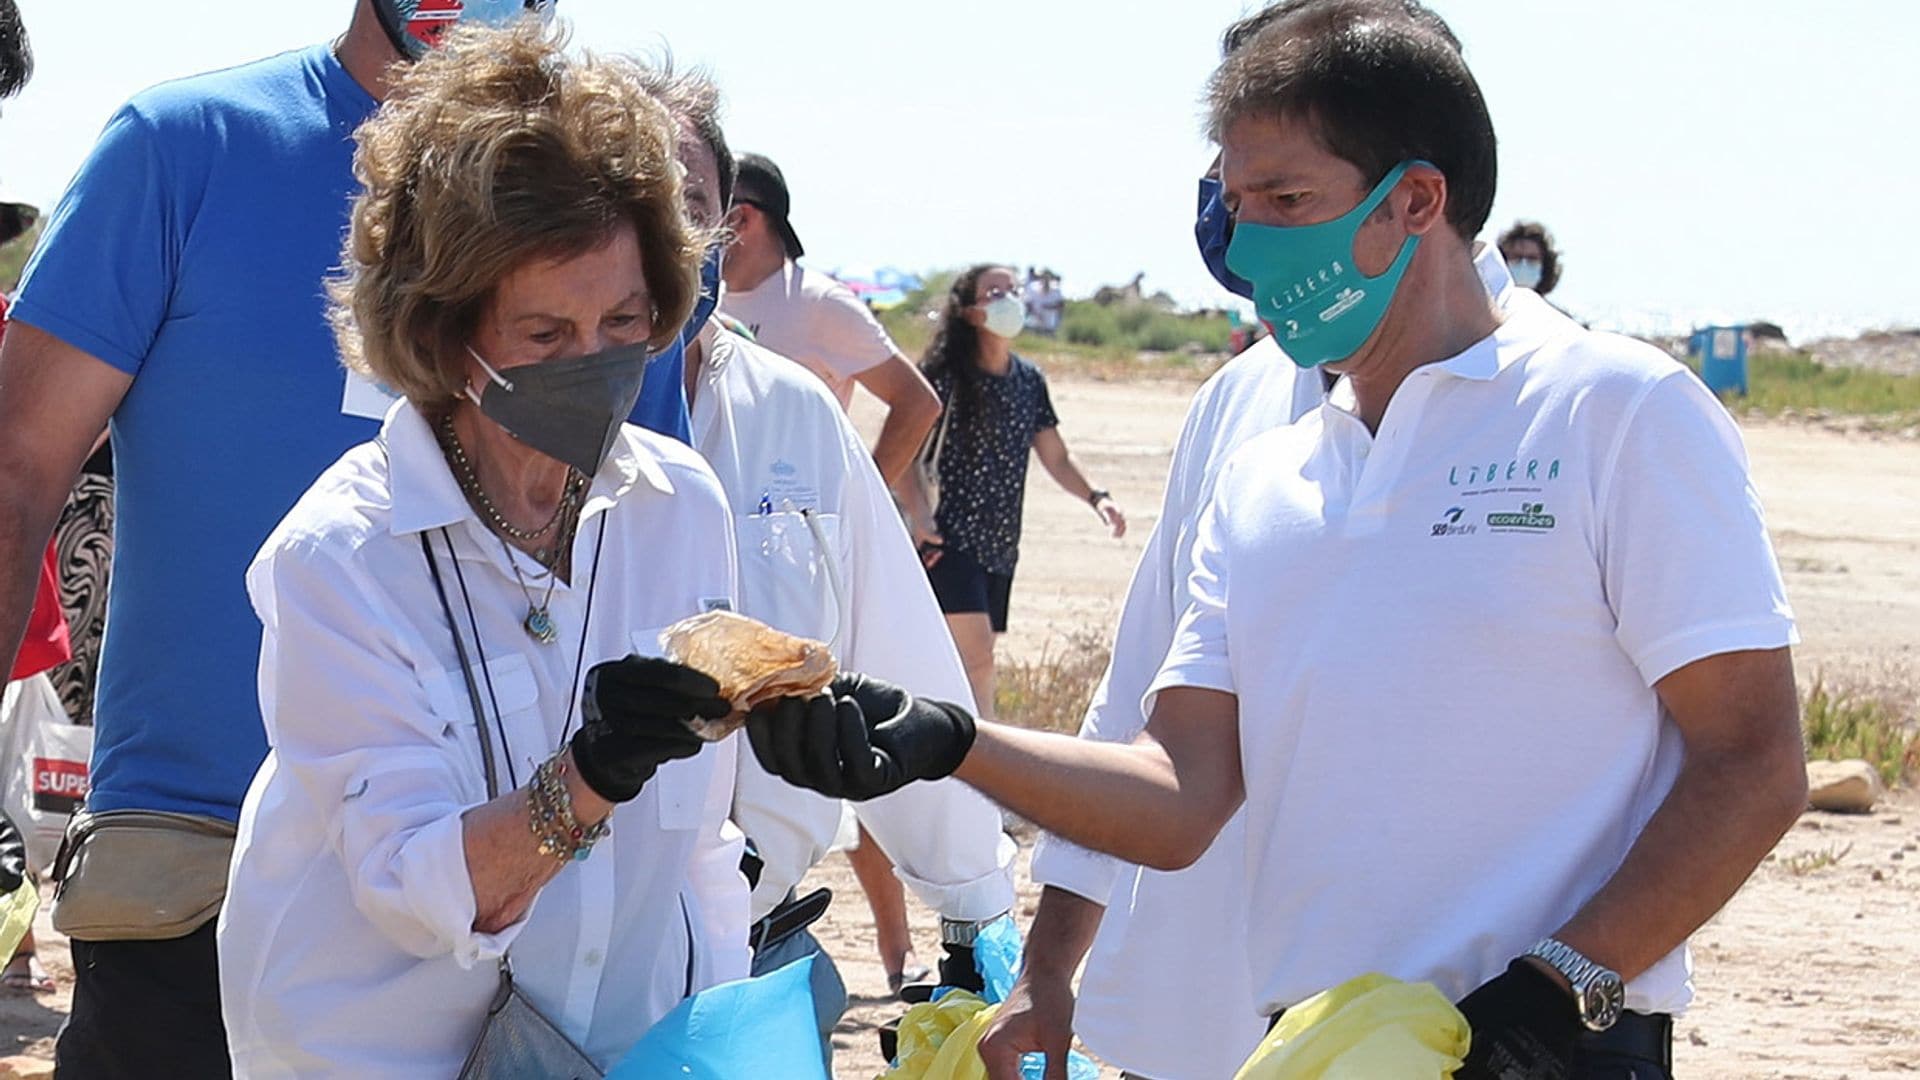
left=1, top=1, right=1911, bottom=340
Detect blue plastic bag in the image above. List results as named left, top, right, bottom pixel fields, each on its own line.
left=609, top=954, right=828, bottom=1080
left=963, top=915, right=1100, bottom=1080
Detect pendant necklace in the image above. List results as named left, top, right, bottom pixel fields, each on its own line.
left=503, top=535, right=563, bottom=644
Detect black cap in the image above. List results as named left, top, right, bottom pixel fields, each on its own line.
left=734, top=153, right=804, bottom=260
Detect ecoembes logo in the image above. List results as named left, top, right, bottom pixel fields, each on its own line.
left=1486, top=502, right=1556, bottom=532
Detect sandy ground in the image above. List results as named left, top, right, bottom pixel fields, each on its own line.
left=5, top=372, right=1918, bottom=1078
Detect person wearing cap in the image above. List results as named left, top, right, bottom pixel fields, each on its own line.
left=0, top=3, right=619, bottom=1075
left=719, top=153, right=941, bottom=489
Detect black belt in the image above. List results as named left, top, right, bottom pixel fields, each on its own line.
left=748, top=887, right=832, bottom=957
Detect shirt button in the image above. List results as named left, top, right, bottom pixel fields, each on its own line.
left=583, top=949, right=603, bottom=967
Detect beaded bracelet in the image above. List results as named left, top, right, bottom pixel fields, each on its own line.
left=528, top=754, right=610, bottom=863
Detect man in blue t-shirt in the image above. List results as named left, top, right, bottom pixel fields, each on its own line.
left=0, top=3, right=623, bottom=1076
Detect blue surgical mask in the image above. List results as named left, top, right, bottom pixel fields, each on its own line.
left=373, top=0, right=557, bottom=61
left=1509, top=258, right=1543, bottom=291
left=680, top=243, right=724, bottom=348
left=1225, top=161, right=1424, bottom=369
left=1196, top=176, right=1253, bottom=300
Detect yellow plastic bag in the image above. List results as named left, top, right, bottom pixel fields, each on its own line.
left=882, top=990, right=1001, bottom=1080
left=0, top=878, right=36, bottom=970
left=1234, top=973, right=1470, bottom=1080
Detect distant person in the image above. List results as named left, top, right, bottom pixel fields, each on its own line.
left=900, top=264, right=1125, bottom=722
left=0, top=2, right=568, bottom=1074
left=1023, top=269, right=1065, bottom=336
left=1499, top=219, right=1562, bottom=296
left=718, top=153, right=940, bottom=486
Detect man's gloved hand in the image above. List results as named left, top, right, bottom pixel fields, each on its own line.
left=744, top=672, right=976, bottom=801
left=1456, top=958, right=1582, bottom=1080
left=569, top=656, right=727, bottom=802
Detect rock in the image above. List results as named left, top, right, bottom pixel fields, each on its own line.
left=0, top=1056, right=55, bottom=1080
left=1806, top=759, right=1883, bottom=814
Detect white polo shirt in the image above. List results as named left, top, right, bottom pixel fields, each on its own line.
left=719, top=260, right=902, bottom=408
left=1149, top=289, right=1796, bottom=1019
left=690, top=327, right=1016, bottom=924
left=1032, top=247, right=1514, bottom=1080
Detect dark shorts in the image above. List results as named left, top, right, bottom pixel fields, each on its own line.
left=925, top=546, right=1014, bottom=634
left=57, top=919, right=232, bottom=1079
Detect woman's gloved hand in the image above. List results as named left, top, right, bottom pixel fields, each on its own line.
left=744, top=672, right=976, bottom=801
left=569, top=656, right=727, bottom=802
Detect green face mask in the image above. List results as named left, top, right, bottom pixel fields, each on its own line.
left=1225, top=161, right=1425, bottom=369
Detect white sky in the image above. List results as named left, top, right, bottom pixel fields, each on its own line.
left=1, top=1, right=1911, bottom=340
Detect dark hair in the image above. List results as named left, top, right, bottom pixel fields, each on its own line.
left=1208, top=18, right=1497, bottom=240
left=0, top=203, right=28, bottom=247
left=1498, top=220, right=1561, bottom=294
left=1221, top=0, right=1460, bottom=57
left=0, top=0, right=31, bottom=98
left=920, top=264, right=1004, bottom=422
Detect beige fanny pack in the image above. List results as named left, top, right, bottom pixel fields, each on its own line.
left=50, top=809, right=237, bottom=941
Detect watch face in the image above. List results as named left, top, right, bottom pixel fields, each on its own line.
left=1580, top=974, right=1627, bottom=1031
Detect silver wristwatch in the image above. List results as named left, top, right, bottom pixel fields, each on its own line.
left=1526, top=938, right=1626, bottom=1033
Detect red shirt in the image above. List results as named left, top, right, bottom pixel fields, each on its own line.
left=1, top=298, right=75, bottom=680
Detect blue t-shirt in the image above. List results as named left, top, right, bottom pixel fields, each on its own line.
left=11, top=46, right=380, bottom=820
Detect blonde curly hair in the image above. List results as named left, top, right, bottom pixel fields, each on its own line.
left=331, top=20, right=706, bottom=409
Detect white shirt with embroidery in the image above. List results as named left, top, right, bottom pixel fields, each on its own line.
left=690, top=326, right=1014, bottom=924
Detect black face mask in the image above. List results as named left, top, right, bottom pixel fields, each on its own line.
left=464, top=342, right=650, bottom=476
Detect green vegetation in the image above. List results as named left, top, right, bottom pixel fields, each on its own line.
left=1803, top=677, right=1920, bottom=787
left=1690, top=348, right=1920, bottom=423
left=995, top=628, right=1112, bottom=734
left=1780, top=842, right=1852, bottom=876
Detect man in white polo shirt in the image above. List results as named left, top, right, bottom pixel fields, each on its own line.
left=746, top=13, right=1807, bottom=1080
left=719, top=154, right=940, bottom=488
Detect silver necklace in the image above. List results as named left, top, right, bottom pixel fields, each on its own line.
left=436, top=414, right=578, bottom=543
left=502, top=535, right=563, bottom=644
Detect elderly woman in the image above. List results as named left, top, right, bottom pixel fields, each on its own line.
left=216, top=24, right=750, bottom=1077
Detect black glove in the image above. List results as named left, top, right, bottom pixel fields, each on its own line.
left=569, top=656, right=728, bottom=803
left=1456, top=958, right=1582, bottom=1080
left=937, top=942, right=983, bottom=993
left=744, top=672, right=976, bottom=801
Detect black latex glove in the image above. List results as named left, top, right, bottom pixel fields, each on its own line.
left=569, top=656, right=728, bottom=803
left=744, top=672, right=976, bottom=801
left=937, top=941, right=983, bottom=993
left=1456, top=958, right=1582, bottom=1080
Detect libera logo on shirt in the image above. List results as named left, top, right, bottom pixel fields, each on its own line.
left=1449, top=456, right=1562, bottom=486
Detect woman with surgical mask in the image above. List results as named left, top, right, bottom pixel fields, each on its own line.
left=1498, top=219, right=1563, bottom=296
left=899, top=264, right=1126, bottom=726
left=218, top=25, right=752, bottom=1076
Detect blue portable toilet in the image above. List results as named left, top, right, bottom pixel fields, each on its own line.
left=1690, top=324, right=1749, bottom=396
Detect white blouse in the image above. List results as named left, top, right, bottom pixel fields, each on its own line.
left=218, top=401, right=751, bottom=1078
